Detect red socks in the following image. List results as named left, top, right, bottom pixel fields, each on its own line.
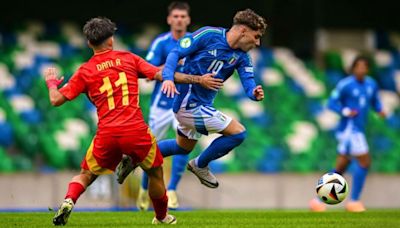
left=151, top=191, right=168, bottom=220
left=65, top=182, right=85, bottom=204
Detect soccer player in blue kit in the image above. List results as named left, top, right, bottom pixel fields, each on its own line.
left=159, top=9, right=267, bottom=188
left=310, top=56, right=386, bottom=212
left=117, top=2, right=222, bottom=209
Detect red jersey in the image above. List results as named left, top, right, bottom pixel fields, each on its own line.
left=59, top=50, right=159, bottom=135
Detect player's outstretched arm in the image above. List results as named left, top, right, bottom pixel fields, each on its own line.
left=153, top=71, right=223, bottom=91
left=44, top=67, right=67, bottom=106
left=174, top=73, right=223, bottom=91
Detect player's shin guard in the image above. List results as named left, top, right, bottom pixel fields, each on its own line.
left=65, top=182, right=85, bottom=204
left=158, top=139, right=190, bottom=157
left=151, top=191, right=168, bottom=220
left=351, top=162, right=368, bottom=201
left=196, top=131, right=247, bottom=168
left=168, top=154, right=189, bottom=190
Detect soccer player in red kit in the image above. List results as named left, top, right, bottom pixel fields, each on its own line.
left=46, top=17, right=222, bottom=226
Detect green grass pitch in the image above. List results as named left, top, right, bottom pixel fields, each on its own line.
left=1, top=210, right=399, bottom=227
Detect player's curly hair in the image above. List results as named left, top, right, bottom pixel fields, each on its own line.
left=168, top=1, right=190, bottom=14
left=233, top=9, right=267, bottom=34
left=83, top=17, right=117, bottom=46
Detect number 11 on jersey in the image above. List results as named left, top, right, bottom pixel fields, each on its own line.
left=99, top=72, right=129, bottom=110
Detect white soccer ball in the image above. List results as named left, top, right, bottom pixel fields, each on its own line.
left=316, top=172, right=348, bottom=205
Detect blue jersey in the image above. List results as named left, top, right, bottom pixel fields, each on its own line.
left=146, top=32, right=187, bottom=109
left=162, top=26, right=257, bottom=112
left=327, top=75, right=382, bottom=133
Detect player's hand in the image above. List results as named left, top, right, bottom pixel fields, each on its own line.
left=253, top=85, right=264, bottom=101
left=161, top=80, right=179, bottom=98
left=199, top=73, right=223, bottom=91
left=342, top=107, right=358, bottom=117
left=44, top=67, right=64, bottom=89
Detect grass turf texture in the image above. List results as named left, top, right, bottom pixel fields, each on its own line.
left=1, top=210, right=399, bottom=227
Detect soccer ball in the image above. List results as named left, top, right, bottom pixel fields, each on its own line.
left=316, top=172, right=348, bottom=205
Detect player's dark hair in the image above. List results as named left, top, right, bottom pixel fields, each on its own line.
left=168, top=1, right=190, bottom=14
left=233, top=9, right=267, bottom=34
left=83, top=17, right=117, bottom=46
left=350, top=55, right=370, bottom=72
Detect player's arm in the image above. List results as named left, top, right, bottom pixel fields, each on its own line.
left=45, top=67, right=86, bottom=107
left=174, top=72, right=223, bottom=91
left=44, top=68, right=67, bottom=106
left=327, top=83, right=357, bottom=117
left=153, top=70, right=223, bottom=91
left=162, top=33, right=205, bottom=97
left=237, top=54, right=264, bottom=101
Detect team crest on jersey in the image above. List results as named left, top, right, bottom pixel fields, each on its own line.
left=180, top=38, right=192, bottom=48
left=228, top=53, right=239, bottom=65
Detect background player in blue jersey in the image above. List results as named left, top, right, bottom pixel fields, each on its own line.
left=116, top=2, right=210, bottom=210
left=310, top=56, right=386, bottom=212
left=158, top=9, right=267, bottom=188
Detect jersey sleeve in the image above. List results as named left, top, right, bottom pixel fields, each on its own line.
left=327, top=81, right=346, bottom=114
left=59, top=69, right=87, bottom=100
left=134, top=54, right=159, bottom=80
left=145, top=36, right=164, bottom=66
left=237, top=53, right=257, bottom=100
left=162, top=30, right=207, bottom=81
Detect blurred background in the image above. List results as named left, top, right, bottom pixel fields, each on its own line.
left=0, top=0, right=399, bottom=210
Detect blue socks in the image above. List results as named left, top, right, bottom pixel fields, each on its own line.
left=141, top=172, right=149, bottom=190
left=196, top=131, right=247, bottom=168
left=158, top=139, right=190, bottom=157
left=168, top=154, right=189, bottom=190
left=141, top=139, right=190, bottom=190
left=351, top=161, right=369, bottom=201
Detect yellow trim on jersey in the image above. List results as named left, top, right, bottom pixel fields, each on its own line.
left=85, top=138, right=113, bottom=175
left=140, top=129, right=158, bottom=170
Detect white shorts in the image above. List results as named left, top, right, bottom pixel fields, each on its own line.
left=175, top=105, right=232, bottom=140
left=149, top=105, right=178, bottom=140
left=336, top=131, right=369, bottom=156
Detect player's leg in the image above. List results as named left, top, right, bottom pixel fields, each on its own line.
left=334, top=154, right=351, bottom=174
left=136, top=109, right=174, bottom=211
left=167, top=154, right=189, bottom=209
left=166, top=118, right=189, bottom=209
left=185, top=107, right=244, bottom=188
left=145, top=166, right=176, bottom=224
left=54, top=135, right=116, bottom=225
left=346, top=132, right=369, bottom=212
left=53, top=169, right=98, bottom=226
left=122, top=129, right=176, bottom=224
left=195, top=118, right=246, bottom=168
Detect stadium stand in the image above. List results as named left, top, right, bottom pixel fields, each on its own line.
left=0, top=21, right=399, bottom=173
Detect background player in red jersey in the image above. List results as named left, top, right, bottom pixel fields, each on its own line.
left=45, top=17, right=222, bottom=226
